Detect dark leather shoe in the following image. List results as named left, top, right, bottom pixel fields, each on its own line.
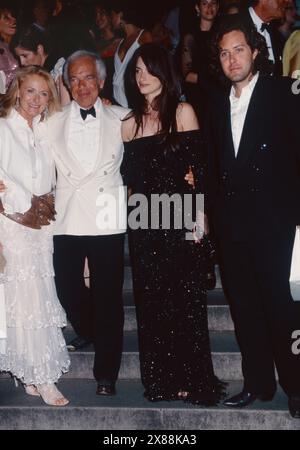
left=288, top=396, right=300, bottom=418
left=66, top=336, right=92, bottom=352
left=224, top=390, right=274, bottom=407
left=96, top=382, right=116, bottom=396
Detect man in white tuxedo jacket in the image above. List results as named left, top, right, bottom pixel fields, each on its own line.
left=46, top=50, right=129, bottom=396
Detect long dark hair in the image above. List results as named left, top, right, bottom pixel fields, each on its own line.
left=125, top=43, right=182, bottom=147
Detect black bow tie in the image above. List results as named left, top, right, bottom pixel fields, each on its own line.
left=260, top=22, right=272, bottom=33
left=80, top=106, right=96, bottom=120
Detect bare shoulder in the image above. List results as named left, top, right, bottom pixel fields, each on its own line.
left=139, top=30, right=153, bottom=44
left=121, top=114, right=137, bottom=142
left=176, top=102, right=199, bottom=132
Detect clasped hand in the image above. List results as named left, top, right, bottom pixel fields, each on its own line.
left=0, top=180, right=56, bottom=229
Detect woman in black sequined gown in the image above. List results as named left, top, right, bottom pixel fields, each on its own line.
left=121, top=43, right=225, bottom=405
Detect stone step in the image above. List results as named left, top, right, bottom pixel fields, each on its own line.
left=64, top=301, right=233, bottom=333
left=122, top=288, right=228, bottom=306
left=62, top=331, right=242, bottom=381
left=122, top=304, right=233, bottom=332
left=0, top=379, right=298, bottom=430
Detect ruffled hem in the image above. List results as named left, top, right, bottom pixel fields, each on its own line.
left=4, top=272, right=67, bottom=329
left=0, top=214, right=54, bottom=283
left=0, top=325, right=70, bottom=385
left=4, top=250, right=54, bottom=283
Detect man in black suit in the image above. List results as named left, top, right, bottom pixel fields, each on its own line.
left=239, top=0, right=288, bottom=75
left=208, top=16, right=300, bottom=418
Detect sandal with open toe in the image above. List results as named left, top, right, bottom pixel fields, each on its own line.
left=177, top=391, right=189, bottom=399
left=24, top=385, right=40, bottom=397
left=36, top=383, right=69, bottom=406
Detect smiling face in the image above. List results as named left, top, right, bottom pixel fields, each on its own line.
left=95, top=5, right=111, bottom=31
left=219, top=30, right=258, bottom=89
left=196, top=0, right=219, bottom=21
left=17, top=74, right=50, bottom=124
left=135, top=57, right=162, bottom=101
left=0, top=9, right=17, bottom=41
left=68, top=56, right=104, bottom=109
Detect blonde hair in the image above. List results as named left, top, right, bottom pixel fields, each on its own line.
left=0, top=65, right=61, bottom=118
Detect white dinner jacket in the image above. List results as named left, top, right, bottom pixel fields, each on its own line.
left=46, top=100, right=130, bottom=236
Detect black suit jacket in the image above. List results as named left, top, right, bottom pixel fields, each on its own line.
left=239, top=9, right=285, bottom=76
left=207, top=75, right=300, bottom=241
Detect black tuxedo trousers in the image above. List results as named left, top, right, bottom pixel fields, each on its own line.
left=218, top=227, right=300, bottom=396
left=53, top=234, right=125, bottom=382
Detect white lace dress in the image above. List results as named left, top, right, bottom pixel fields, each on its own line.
left=0, top=110, right=70, bottom=384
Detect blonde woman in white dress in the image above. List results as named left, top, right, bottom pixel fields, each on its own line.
left=0, top=65, right=70, bottom=406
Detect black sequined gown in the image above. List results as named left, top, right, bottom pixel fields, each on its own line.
left=121, top=130, right=225, bottom=404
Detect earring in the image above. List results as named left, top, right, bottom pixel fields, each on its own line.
left=42, top=105, right=49, bottom=120
left=15, top=97, right=20, bottom=109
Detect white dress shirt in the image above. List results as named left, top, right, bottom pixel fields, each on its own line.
left=230, top=73, right=259, bottom=157
left=0, top=109, right=55, bottom=214
left=69, top=98, right=101, bottom=174
left=249, top=6, right=275, bottom=62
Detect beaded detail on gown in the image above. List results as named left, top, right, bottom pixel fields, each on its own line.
left=121, top=130, right=226, bottom=404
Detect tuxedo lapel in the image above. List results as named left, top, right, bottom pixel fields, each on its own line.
left=218, top=96, right=236, bottom=172
left=234, top=77, right=264, bottom=168
left=51, top=105, right=89, bottom=183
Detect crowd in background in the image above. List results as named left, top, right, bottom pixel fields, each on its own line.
left=1, top=0, right=299, bottom=106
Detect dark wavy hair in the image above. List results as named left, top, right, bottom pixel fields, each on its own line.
left=125, top=43, right=182, bottom=147
left=11, top=25, right=52, bottom=55
left=0, top=0, right=18, bottom=42
left=210, top=15, right=272, bottom=84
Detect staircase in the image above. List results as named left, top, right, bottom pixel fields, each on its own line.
left=0, top=236, right=299, bottom=430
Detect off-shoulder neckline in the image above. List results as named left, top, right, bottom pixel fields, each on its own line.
left=123, top=129, right=201, bottom=144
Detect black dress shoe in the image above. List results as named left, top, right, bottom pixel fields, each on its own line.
left=66, top=336, right=92, bottom=352
left=96, top=381, right=116, bottom=396
left=224, top=390, right=274, bottom=408
left=288, top=396, right=300, bottom=418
